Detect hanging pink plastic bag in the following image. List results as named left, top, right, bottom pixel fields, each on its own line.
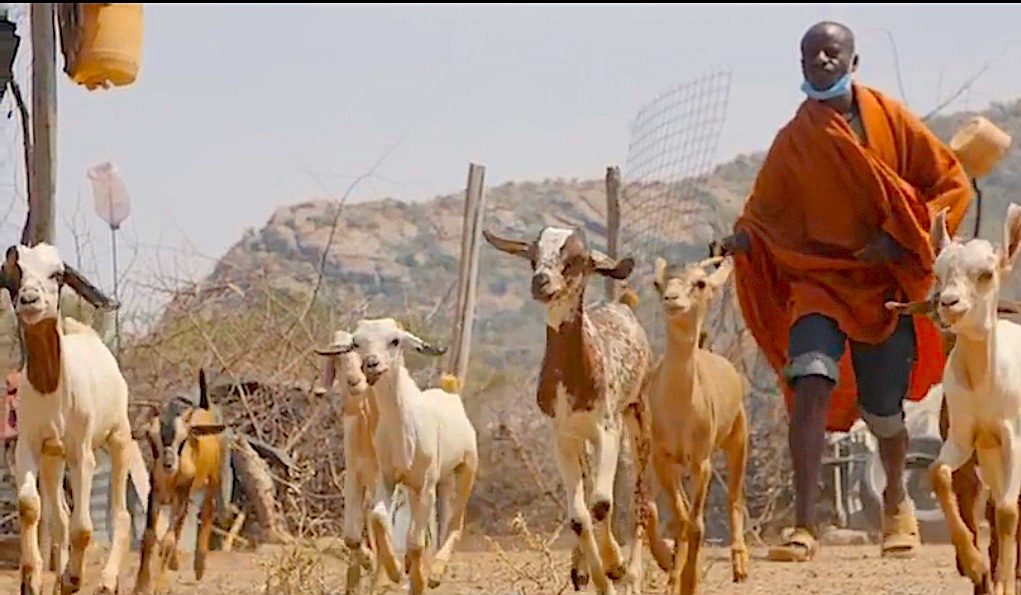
left=87, top=162, right=132, bottom=230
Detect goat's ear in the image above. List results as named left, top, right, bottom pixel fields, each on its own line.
left=930, top=207, right=952, bottom=257
left=1001, top=203, right=1021, bottom=272
left=189, top=423, right=226, bottom=437
left=132, top=412, right=159, bottom=442
left=706, top=257, right=733, bottom=288
left=653, top=258, right=668, bottom=293
left=482, top=230, right=531, bottom=259
left=401, top=331, right=447, bottom=357
left=2, top=246, right=18, bottom=295
left=590, top=250, right=635, bottom=281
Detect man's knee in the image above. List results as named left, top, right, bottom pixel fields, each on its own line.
left=784, top=351, right=840, bottom=389
left=786, top=314, right=845, bottom=391
left=862, top=410, right=906, bottom=439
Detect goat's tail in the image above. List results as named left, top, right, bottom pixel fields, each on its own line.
left=440, top=373, right=461, bottom=395
left=618, top=286, right=640, bottom=310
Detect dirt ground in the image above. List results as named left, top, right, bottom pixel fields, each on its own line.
left=0, top=536, right=985, bottom=594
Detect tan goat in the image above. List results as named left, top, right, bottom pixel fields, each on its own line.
left=133, top=369, right=228, bottom=595
left=643, top=255, right=748, bottom=594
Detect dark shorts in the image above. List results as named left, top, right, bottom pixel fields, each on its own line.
left=783, top=313, right=916, bottom=436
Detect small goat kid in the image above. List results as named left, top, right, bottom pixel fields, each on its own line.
left=891, top=204, right=1021, bottom=595
left=133, top=369, right=227, bottom=595
left=644, top=256, right=749, bottom=594
left=4, top=243, right=133, bottom=594
left=329, top=319, right=477, bottom=595
left=484, top=227, right=651, bottom=595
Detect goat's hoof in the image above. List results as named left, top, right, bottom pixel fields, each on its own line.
left=606, top=563, right=626, bottom=582
left=57, top=571, right=81, bottom=595
left=732, top=547, right=749, bottom=582
left=167, top=552, right=180, bottom=572
left=428, top=559, right=447, bottom=588
left=194, top=555, right=206, bottom=581
left=570, top=567, right=589, bottom=591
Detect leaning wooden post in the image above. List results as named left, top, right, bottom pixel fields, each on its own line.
left=25, top=2, right=57, bottom=247
left=448, top=163, right=487, bottom=388
left=604, top=166, right=621, bottom=301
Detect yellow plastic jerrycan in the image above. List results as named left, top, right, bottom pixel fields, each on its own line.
left=71, top=3, right=143, bottom=90
left=950, top=116, right=1012, bottom=179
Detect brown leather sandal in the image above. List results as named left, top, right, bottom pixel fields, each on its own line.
left=882, top=499, right=921, bottom=559
left=768, top=527, right=819, bottom=562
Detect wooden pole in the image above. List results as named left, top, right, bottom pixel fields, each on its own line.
left=25, top=3, right=57, bottom=246
left=604, top=166, right=621, bottom=301
left=448, top=163, right=487, bottom=387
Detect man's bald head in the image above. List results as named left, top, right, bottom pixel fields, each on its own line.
left=801, top=21, right=855, bottom=55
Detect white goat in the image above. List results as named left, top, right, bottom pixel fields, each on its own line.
left=315, top=330, right=422, bottom=594
left=4, top=243, right=132, bottom=594
left=890, top=204, right=1021, bottom=594
left=320, top=319, right=476, bottom=595
left=484, top=226, right=651, bottom=595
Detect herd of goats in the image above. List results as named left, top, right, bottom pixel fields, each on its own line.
left=4, top=200, right=1021, bottom=595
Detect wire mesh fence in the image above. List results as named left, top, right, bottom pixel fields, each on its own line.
left=619, top=69, right=733, bottom=351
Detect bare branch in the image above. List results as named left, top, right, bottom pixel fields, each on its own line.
left=923, top=48, right=1010, bottom=122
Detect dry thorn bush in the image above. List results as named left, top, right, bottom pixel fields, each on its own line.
left=484, top=512, right=568, bottom=595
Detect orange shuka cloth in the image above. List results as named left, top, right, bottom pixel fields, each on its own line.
left=734, top=84, right=974, bottom=433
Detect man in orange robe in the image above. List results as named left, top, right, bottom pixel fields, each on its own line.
left=719, top=21, right=973, bottom=562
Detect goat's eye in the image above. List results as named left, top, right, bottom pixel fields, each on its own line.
left=390, top=338, right=400, bottom=347
left=694, top=280, right=707, bottom=290
left=978, top=271, right=994, bottom=283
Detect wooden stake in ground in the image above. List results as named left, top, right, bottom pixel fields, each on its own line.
left=604, top=166, right=621, bottom=301
left=447, top=163, right=487, bottom=387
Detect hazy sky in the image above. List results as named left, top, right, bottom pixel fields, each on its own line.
left=2, top=4, right=1020, bottom=308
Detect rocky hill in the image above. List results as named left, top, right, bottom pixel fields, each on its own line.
left=175, top=99, right=1021, bottom=368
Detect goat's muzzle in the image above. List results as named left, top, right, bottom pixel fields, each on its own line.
left=531, top=273, right=554, bottom=303
left=362, top=356, right=385, bottom=385
left=161, top=449, right=179, bottom=475
left=15, top=289, right=45, bottom=323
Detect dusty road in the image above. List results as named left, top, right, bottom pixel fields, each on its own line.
left=0, top=539, right=983, bottom=594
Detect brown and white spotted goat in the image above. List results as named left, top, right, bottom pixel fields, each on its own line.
left=484, top=226, right=652, bottom=595
left=133, top=369, right=228, bottom=595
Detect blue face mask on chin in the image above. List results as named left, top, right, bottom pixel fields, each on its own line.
left=801, top=73, right=853, bottom=101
